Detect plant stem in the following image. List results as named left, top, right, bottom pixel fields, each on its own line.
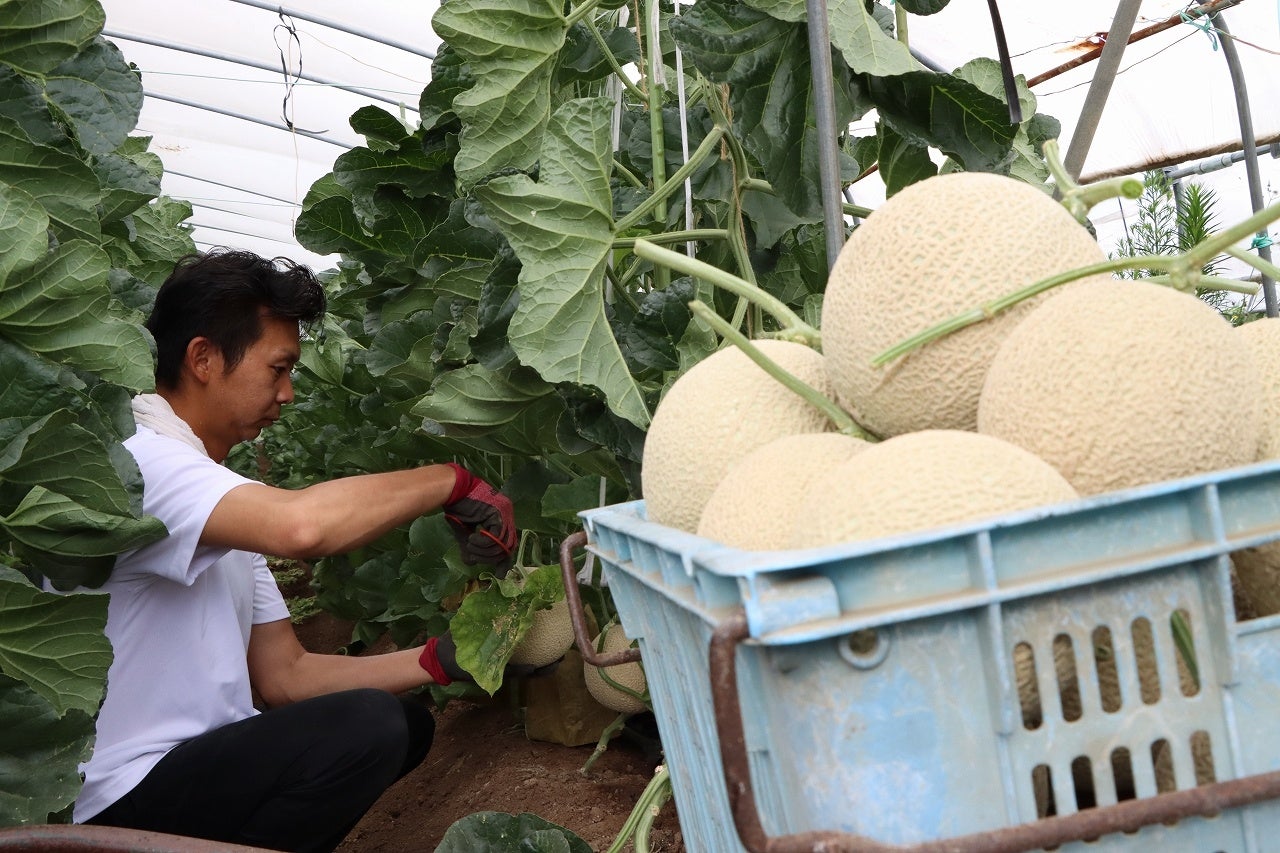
left=586, top=18, right=648, bottom=102
left=565, top=0, right=606, bottom=28
left=1042, top=138, right=1143, bottom=223
left=1225, top=245, right=1280, bottom=284
left=743, top=176, right=874, bottom=218
left=633, top=239, right=819, bottom=343
left=613, top=157, right=646, bottom=189
left=605, top=766, right=672, bottom=853
left=613, top=228, right=728, bottom=248
left=1189, top=199, right=1280, bottom=268
left=614, top=125, right=726, bottom=233
left=689, top=300, right=876, bottom=440
left=581, top=712, right=629, bottom=777
left=1148, top=272, right=1259, bottom=296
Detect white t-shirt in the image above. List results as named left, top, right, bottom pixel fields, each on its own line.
left=72, top=426, right=290, bottom=823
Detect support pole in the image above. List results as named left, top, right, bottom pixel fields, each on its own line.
left=805, top=0, right=845, bottom=270
left=1062, top=0, right=1143, bottom=182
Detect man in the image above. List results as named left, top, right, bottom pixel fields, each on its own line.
left=75, top=249, right=514, bottom=852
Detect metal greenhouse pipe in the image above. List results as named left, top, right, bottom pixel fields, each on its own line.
left=1212, top=12, right=1277, bottom=316
left=1062, top=0, right=1143, bottom=182
left=143, top=91, right=354, bottom=149
left=164, top=169, right=303, bottom=206
left=221, top=0, right=437, bottom=61
left=103, top=29, right=417, bottom=111
left=805, top=0, right=845, bottom=270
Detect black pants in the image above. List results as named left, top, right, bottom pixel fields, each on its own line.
left=87, top=688, right=434, bottom=853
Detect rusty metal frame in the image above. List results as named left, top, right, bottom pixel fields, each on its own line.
left=709, top=610, right=1280, bottom=853
left=0, top=824, right=272, bottom=852
left=559, top=530, right=641, bottom=668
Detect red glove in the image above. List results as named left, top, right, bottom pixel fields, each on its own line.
left=419, top=632, right=561, bottom=686
left=442, top=463, right=516, bottom=570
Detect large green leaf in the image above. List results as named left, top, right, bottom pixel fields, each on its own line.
left=0, top=64, right=69, bottom=148
left=474, top=97, right=649, bottom=428
left=333, top=136, right=458, bottom=228
left=670, top=0, right=862, bottom=219
left=44, top=37, right=142, bottom=156
left=865, top=68, right=1020, bottom=173
left=0, top=115, right=101, bottom=241
left=743, top=0, right=919, bottom=76
left=431, top=0, right=567, bottom=190
left=0, top=578, right=110, bottom=717
left=450, top=564, right=565, bottom=695
left=91, top=146, right=163, bottom=223
left=435, top=811, right=590, bottom=853
left=1, top=486, right=166, bottom=579
left=0, top=410, right=133, bottom=517
left=102, top=195, right=196, bottom=287
left=0, top=0, right=104, bottom=76
left=0, top=182, right=47, bottom=282
left=0, top=674, right=97, bottom=826
left=0, top=238, right=155, bottom=389
left=951, top=57, right=1058, bottom=185
left=411, top=363, right=553, bottom=428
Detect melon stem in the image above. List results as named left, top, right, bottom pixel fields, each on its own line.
left=633, top=238, right=821, bottom=347
left=688, top=300, right=877, bottom=441
left=1043, top=138, right=1143, bottom=223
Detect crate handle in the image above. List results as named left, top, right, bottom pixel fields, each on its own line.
left=560, top=530, right=642, bottom=668
left=709, top=609, right=1280, bottom=853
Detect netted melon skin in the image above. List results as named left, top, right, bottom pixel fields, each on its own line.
left=793, top=430, right=1078, bottom=548
left=978, top=280, right=1262, bottom=496
left=583, top=624, right=647, bottom=715
left=822, top=171, right=1110, bottom=438
left=641, top=340, right=836, bottom=532
left=698, top=432, right=870, bottom=550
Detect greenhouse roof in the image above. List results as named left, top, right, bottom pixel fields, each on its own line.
left=99, top=0, right=1279, bottom=270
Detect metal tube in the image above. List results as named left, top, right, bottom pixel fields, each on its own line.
left=163, top=169, right=302, bottom=205
left=221, top=0, right=436, bottom=61
left=1062, top=0, right=1144, bottom=181
left=804, top=0, right=845, bottom=270
left=1212, top=12, right=1277, bottom=316
left=142, top=90, right=354, bottom=149
left=102, top=29, right=418, bottom=111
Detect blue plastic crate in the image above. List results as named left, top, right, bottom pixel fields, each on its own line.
left=580, top=460, right=1280, bottom=852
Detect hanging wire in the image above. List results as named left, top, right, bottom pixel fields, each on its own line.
left=983, top=0, right=1023, bottom=124
left=274, top=12, right=327, bottom=134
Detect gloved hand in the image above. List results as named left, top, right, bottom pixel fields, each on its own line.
left=442, top=463, right=516, bottom=572
left=418, top=632, right=560, bottom=686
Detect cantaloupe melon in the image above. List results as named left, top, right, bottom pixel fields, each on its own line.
left=792, top=430, right=1078, bottom=548
left=641, top=339, right=836, bottom=532
left=583, top=623, right=647, bottom=715
left=1228, top=319, right=1280, bottom=617
left=698, top=432, right=869, bottom=550
left=821, top=171, right=1112, bottom=438
left=509, top=597, right=574, bottom=667
left=978, top=279, right=1262, bottom=496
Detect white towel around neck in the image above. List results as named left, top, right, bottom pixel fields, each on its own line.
left=131, top=393, right=209, bottom=457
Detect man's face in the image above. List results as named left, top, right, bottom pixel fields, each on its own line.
left=207, top=313, right=301, bottom=450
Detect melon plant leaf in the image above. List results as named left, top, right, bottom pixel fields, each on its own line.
left=450, top=564, right=564, bottom=695
left=102, top=195, right=197, bottom=288
left=742, top=0, right=919, bottom=77
left=0, top=0, right=104, bottom=77
left=865, top=68, right=1020, bottom=173
left=0, top=114, right=102, bottom=241
left=951, top=57, right=1059, bottom=186
left=0, top=578, right=111, bottom=717
left=435, top=811, right=590, bottom=853
left=0, top=410, right=134, bottom=517
left=897, top=0, right=951, bottom=14
left=670, top=0, right=862, bottom=220
left=431, top=0, right=568, bottom=191
left=473, top=97, right=650, bottom=428
left=91, top=147, right=163, bottom=223
left=333, top=139, right=458, bottom=228
left=0, top=183, right=48, bottom=282
left=418, top=43, right=472, bottom=133
left=43, top=37, right=142, bottom=156
left=541, top=475, right=628, bottom=524
left=0, top=674, right=97, bottom=826
left=877, top=122, right=938, bottom=196
left=1, top=486, right=167, bottom=587
left=0, top=238, right=155, bottom=390
left=0, top=64, right=69, bottom=148
left=348, top=104, right=412, bottom=151
left=411, top=363, right=554, bottom=429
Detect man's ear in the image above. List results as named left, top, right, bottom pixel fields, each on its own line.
left=183, top=336, right=219, bottom=385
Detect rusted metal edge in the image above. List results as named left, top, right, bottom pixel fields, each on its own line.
left=0, top=824, right=273, bottom=852
left=709, top=610, right=1280, bottom=853
left=559, top=530, right=642, bottom=668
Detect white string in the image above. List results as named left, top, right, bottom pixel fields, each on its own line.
left=673, top=0, right=695, bottom=257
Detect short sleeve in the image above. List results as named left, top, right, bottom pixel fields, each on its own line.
left=252, top=554, right=290, bottom=624
left=118, top=427, right=257, bottom=585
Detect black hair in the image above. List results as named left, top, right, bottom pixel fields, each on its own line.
left=147, top=248, right=327, bottom=389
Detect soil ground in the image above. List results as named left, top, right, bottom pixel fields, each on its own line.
left=293, top=609, right=686, bottom=853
